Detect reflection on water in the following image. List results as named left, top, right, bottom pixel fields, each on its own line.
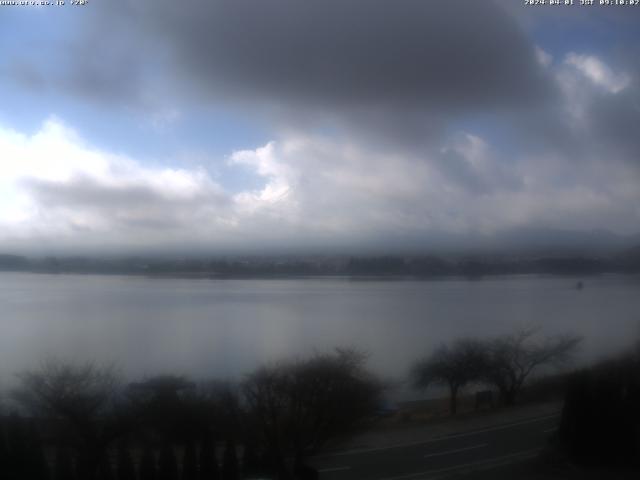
left=0, top=273, right=639, bottom=383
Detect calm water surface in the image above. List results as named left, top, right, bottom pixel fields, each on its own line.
left=1, top=273, right=639, bottom=386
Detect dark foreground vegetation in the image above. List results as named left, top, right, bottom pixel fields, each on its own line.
left=2, top=334, right=638, bottom=479
left=410, top=333, right=640, bottom=476
left=2, top=246, right=640, bottom=278
left=411, top=328, right=582, bottom=414
left=1, top=349, right=382, bottom=480
left=558, top=344, right=640, bottom=469
left=480, top=344, right=640, bottom=479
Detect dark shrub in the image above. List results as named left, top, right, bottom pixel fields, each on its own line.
left=54, top=447, right=76, bottom=480
left=182, top=441, right=197, bottom=480
left=158, top=443, right=179, bottom=480
left=221, top=439, right=238, bottom=480
left=139, top=446, right=157, bottom=480
left=199, top=434, right=220, bottom=480
left=116, top=442, right=136, bottom=480
left=559, top=351, right=640, bottom=467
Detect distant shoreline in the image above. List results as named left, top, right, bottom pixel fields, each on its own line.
left=2, top=249, right=640, bottom=279
left=1, top=269, right=638, bottom=282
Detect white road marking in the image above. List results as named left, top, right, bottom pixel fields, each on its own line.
left=423, top=443, right=487, bottom=459
left=377, top=448, right=541, bottom=480
left=321, top=413, right=559, bottom=458
left=318, top=466, right=351, bottom=473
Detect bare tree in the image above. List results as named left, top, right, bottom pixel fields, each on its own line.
left=483, top=327, right=581, bottom=406
left=242, top=348, right=382, bottom=477
left=13, top=359, right=133, bottom=479
left=411, top=339, right=486, bottom=415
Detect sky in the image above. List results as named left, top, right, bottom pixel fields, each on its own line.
left=1, top=0, right=640, bottom=255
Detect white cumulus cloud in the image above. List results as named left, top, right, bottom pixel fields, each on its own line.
left=565, top=53, right=630, bottom=94
left=1, top=117, right=639, bottom=253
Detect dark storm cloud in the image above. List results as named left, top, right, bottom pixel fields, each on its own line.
left=6, top=0, right=559, bottom=154
left=577, top=49, right=640, bottom=167
left=587, top=91, right=640, bottom=164
left=4, top=60, right=48, bottom=91
left=86, top=0, right=553, bottom=134
left=147, top=1, right=546, bottom=106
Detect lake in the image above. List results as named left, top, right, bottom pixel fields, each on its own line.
left=1, top=272, right=639, bottom=391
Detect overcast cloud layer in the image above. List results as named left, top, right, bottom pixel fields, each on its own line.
left=1, top=0, right=639, bottom=253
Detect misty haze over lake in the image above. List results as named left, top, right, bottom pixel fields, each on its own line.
left=2, top=272, right=638, bottom=389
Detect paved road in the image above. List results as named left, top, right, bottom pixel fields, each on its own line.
left=309, top=414, right=559, bottom=480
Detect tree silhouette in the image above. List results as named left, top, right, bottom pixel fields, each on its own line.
left=96, top=454, right=114, bottom=480
left=14, top=360, right=133, bottom=479
left=182, top=440, right=198, bottom=480
left=240, top=441, right=261, bottom=478
left=158, top=443, right=179, bottom=480
left=221, top=439, right=238, bottom=480
left=0, top=420, right=8, bottom=475
left=412, top=339, right=486, bottom=415
left=116, top=441, right=136, bottom=480
left=139, top=446, right=157, bottom=480
left=6, top=414, right=28, bottom=478
left=199, top=433, right=220, bottom=480
left=127, top=375, right=196, bottom=443
left=54, top=446, right=76, bottom=480
left=483, top=328, right=581, bottom=405
left=243, top=348, right=382, bottom=473
left=559, top=346, right=640, bottom=467
left=3, top=415, right=50, bottom=480
left=26, top=421, right=50, bottom=480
